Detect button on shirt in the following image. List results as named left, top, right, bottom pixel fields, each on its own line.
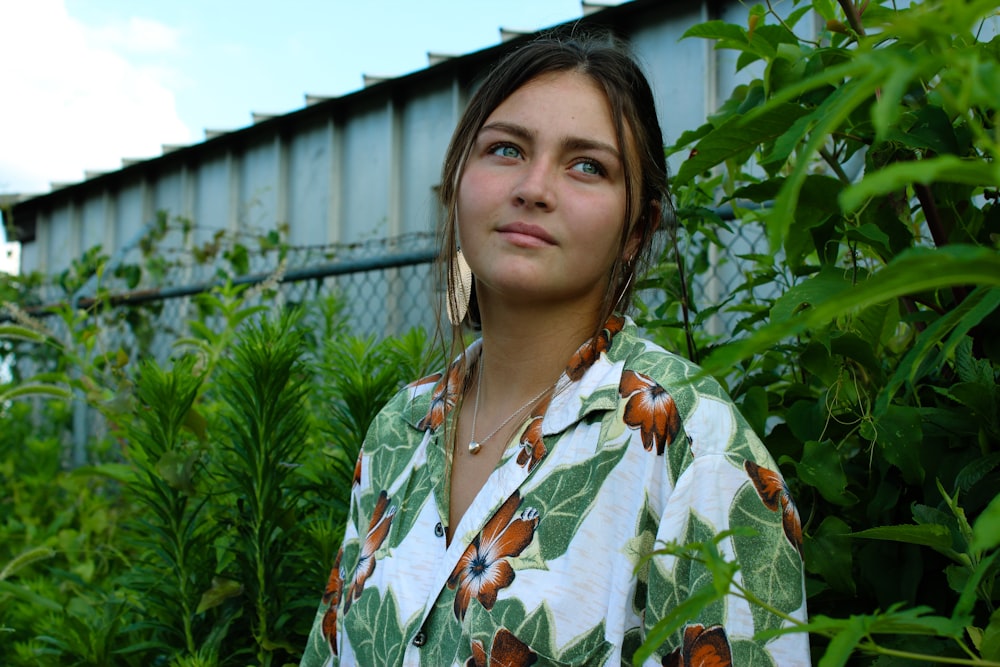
left=300, top=317, right=810, bottom=666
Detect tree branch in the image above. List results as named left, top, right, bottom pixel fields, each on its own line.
left=836, top=0, right=867, bottom=38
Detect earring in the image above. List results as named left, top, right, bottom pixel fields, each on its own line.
left=447, top=249, right=473, bottom=325
left=613, top=258, right=635, bottom=314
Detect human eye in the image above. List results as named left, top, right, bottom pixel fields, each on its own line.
left=489, top=143, right=522, bottom=159
left=571, top=159, right=606, bottom=177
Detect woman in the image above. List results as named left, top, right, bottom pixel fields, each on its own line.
left=301, top=32, right=810, bottom=667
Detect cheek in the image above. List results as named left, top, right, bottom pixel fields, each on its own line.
left=456, top=173, right=480, bottom=224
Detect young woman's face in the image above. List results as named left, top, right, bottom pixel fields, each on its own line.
left=457, top=70, right=630, bottom=318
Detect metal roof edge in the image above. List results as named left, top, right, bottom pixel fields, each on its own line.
left=8, top=0, right=658, bottom=239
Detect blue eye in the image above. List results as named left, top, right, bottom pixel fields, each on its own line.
left=491, top=144, right=521, bottom=159
left=573, top=160, right=604, bottom=176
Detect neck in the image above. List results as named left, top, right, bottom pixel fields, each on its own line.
left=473, top=297, right=602, bottom=404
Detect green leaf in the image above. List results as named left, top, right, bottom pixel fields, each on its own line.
left=982, top=609, right=1000, bottom=661
left=795, top=440, right=856, bottom=506
left=955, top=452, right=1000, bottom=492
left=0, top=324, right=49, bottom=343
left=871, top=57, right=923, bottom=142
left=769, top=67, right=885, bottom=250
left=971, top=492, right=1000, bottom=552
left=875, top=406, right=924, bottom=484
left=0, top=580, right=63, bottom=612
left=841, top=156, right=1000, bottom=213
left=819, top=614, right=867, bottom=667
left=884, top=104, right=962, bottom=156
left=953, top=551, right=998, bottom=623
left=702, top=246, right=1000, bottom=376
left=851, top=524, right=952, bottom=551
left=675, top=103, right=810, bottom=185
left=804, top=517, right=855, bottom=595
left=0, top=546, right=56, bottom=581
left=682, top=20, right=747, bottom=43
left=877, top=286, right=1000, bottom=415
left=0, top=382, right=72, bottom=403
left=71, top=463, right=137, bottom=485
left=195, top=577, right=243, bottom=614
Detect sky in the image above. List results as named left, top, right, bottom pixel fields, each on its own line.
left=0, top=0, right=590, bottom=201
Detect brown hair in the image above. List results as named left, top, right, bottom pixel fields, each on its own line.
left=438, top=29, right=671, bottom=356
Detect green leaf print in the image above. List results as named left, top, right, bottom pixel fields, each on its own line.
left=526, top=442, right=629, bottom=561
left=646, top=512, right=725, bottom=649
left=666, top=428, right=693, bottom=487
left=731, top=637, right=777, bottom=667
left=557, top=620, right=614, bottom=665
left=346, top=586, right=421, bottom=666
left=731, top=483, right=804, bottom=636
left=370, top=417, right=422, bottom=491
left=583, top=384, right=622, bottom=414
left=653, top=353, right=704, bottom=412
left=463, top=599, right=556, bottom=658
left=477, top=599, right=613, bottom=664
left=509, top=601, right=556, bottom=656
left=420, top=592, right=466, bottom=667
left=629, top=499, right=660, bottom=612
left=388, top=464, right=433, bottom=550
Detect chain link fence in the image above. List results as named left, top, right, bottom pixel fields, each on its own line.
left=9, top=215, right=772, bottom=363
left=4, top=214, right=769, bottom=455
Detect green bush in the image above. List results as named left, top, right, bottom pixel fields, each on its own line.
left=636, top=0, right=1000, bottom=663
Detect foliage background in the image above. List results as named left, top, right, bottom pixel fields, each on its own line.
left=2, top=0, right=999, bottom=665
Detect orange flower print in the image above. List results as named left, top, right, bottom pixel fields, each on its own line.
left=407, top=371, right=442, bottom=389
left=352, top=451, right=362, bottom=487
left=745, top=460, right=803, bottom=555
left=515, top=414, right=546, bottom=472
left=448, top=491, right=540, bottom=620
left=466, top=628, right=538, bottom=667
left=662, top=624, right=733, bottom=667
left=515, top=394, right=553, bottom=472
left=344, top=490, right=397, bottom=612
left=417, top=363, right=463, bottom=431
left=320, top=548, right=344, bottom=655
left=567, top=315, right=624, bottom=381
left=619, top=370, right=681, bottom=455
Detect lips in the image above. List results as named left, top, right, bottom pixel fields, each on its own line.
left=497, top=221, right=557, bottom=246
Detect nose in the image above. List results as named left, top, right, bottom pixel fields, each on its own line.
left=512, top=160, right=554, bottom=210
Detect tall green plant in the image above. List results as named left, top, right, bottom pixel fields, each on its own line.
left=296, top=326, right=443, bottom=585
left=214, top=314, right=311, bottom=665
left=638, top=0, right=1000, bottom=664
left=120, top=355, right=218, bottom=659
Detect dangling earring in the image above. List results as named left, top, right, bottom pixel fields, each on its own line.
left=447, top=249, right=473, bottom=325
left=613, top=258, right=635, bottom=314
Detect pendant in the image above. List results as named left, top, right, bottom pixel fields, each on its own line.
left=468, top=441, right=482, bottom=455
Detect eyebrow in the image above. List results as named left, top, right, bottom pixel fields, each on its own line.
left=479, top=121, right=621, bottom=161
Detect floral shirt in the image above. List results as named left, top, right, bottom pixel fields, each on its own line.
left=301, top=316, right=810, bottom=666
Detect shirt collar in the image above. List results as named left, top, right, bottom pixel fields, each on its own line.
left=405, top=316, right=633, bottom=435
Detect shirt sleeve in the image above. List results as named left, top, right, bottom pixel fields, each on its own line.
left=643, top=422, right=811, bottom=665
left=300, top=452, right=365, bottom=667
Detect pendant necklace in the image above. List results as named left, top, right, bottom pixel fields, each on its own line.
left=467, top=353, right=553, bottom=455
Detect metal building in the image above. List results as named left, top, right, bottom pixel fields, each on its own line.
left=2, top=0, right=813, bottom=338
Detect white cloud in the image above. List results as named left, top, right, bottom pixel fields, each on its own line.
left=0, top=0, right=193, bottom=194
left=89, top=16, right=182, bottom=55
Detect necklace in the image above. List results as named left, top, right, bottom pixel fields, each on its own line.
left=467, top=354, right=554, bottom=455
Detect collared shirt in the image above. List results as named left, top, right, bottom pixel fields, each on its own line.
left=301, top=317, right=810, bottom=666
